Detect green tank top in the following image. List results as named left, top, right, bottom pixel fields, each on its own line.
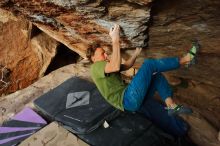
left=90, top=61, right=127, bottom=111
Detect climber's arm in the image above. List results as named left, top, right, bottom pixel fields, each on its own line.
left=120, top=48, right=142, bottom=71
left=105, top=24, right=121, bottom=73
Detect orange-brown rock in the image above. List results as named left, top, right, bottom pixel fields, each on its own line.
left=0, top=9, right=58, bottom=95
left=0, top=0, right=152, bottom=58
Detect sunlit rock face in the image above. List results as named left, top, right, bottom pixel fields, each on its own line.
left=0, top=0, right=152, bottom=58
left=0, top=9, right=58, bottom=95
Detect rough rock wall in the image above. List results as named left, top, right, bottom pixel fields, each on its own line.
left=0, top=0, right=220, bottom=146
left=0, top=0, right=152, bottom=58
left=0, top=9, right=58, bottom=95
left=148, top=0, right=220, bottom=87
left=148, top=0, right=220, bottom=146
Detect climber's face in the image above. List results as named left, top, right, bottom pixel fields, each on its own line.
left=91, top=48, right=108, bottom=62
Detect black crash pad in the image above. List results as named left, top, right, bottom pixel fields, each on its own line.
left=34, top=77, right=119, bottom=134
left=77, top=112, right=177, bottom=146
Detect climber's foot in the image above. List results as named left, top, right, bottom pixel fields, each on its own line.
left=185, top=40, right=200, bottom=67
left=167, top=105, right=193, bottom=116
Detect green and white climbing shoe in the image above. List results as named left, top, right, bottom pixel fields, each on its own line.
left=185, top=40, right=200, bottom=68
left=167, top=105, right=193, bottom=116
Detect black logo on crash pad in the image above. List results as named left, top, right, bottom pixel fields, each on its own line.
left=66, top=91, right=90, bottom=109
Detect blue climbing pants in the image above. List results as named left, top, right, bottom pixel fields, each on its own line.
left=123, top=57, right=188, bottom=136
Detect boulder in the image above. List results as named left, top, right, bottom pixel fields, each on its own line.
left=148, top=0, right=220, bottom=87
left=147, top=1, right=220, bottom=144
left=0, top=0, right=152, bottom=58
left=0, top=9, right=58, bottom=95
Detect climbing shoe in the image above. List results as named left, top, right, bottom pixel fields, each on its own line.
left=168, top=105, right=193, bottom=116
left=185, top=40, right=200, bottom=68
